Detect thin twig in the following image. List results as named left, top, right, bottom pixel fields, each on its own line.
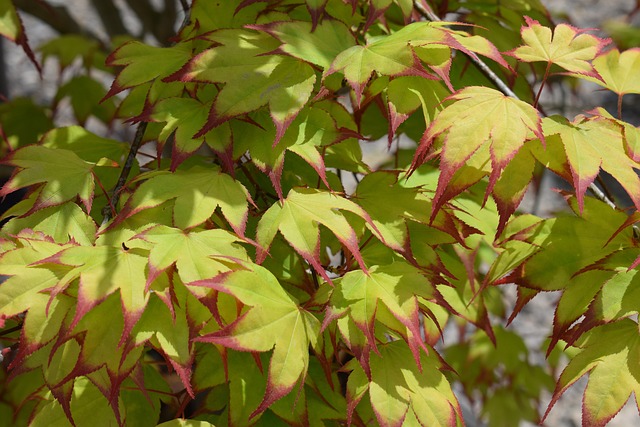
left=101, top=122, right=147, bottom=226
left=100, top=2, right=194, bottom=227
left=413, top=1, right=518, bottom=99
left=412, top=0, right=622, bottom=213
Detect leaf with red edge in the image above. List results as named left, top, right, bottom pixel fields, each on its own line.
left=0, top=235, right=74, bottom=318
left=192, top=265, right=320, bottom=418
left=256, top=187, right=375, bottom=284
left=540, top=114, right=640, bottom=213
left=410, top=86, right=543, bottom=227
left=305, top=0, right=329, bottom=29
left=515, top=198, right=630, bottom=292
left=258, top=19, right=356, bottom=68
left=325, top=21, right=509, bottom=106
left=346, top=340, right=463, bottom=427
left=133, top=294, right=195, bottom=397
left=130, top=225, right=248, bottom=286
left=328, top=262, right=437, bottom=365
left=543, top=319, right=640, bottom=427
left=150, top=97, right=232, bottom=170
left=116, top=165, right=250, bottom=234
left=166, top=29, right=315, bottom=143
left=585, top=48, right=640, bottom=96
left=0, top=0, right=40, bottom=73
left=46, top=244, right=150, bottom=344
left=509, top=16, right=610, bottom=77
left=590, top=107, right=640, bottom=163
left=0, top=146, right=117, bottom=214
left=104, top=41, right=192, bottom=99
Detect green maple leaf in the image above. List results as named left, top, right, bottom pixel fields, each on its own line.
left=150, top=97, right=232, bottom=170
left=539, top=114, right=640, bottom=212
left=40, top=126, right=127, bottom=164
left=544, top=319, right=640, bottom=427
left=325, top=21, right=509, bottom=106
left=117, top=165, right=250, bottom=234
left=0, top=146, right=117, bottom=214
left=580, top=249, right=640, bottom=323
left=0, top=234, right=72, bottom=318
left=193, top=265, right=320, bottom=418
left=133, top=294, right=195, bottom=396
left=47, top=244, right=150, bottom=343
left=410, top=86, right=543, bottom=231
left=256, top=187, right=375, bottom=284
left=517, top=198, right=629, bottom=291
left=65, top=294, right=143, bottom=409
left=328, top=262, right=437, bottom=366
left=187, top=0, right=261, bottom=35
left=167, top=29, right=315, bottom=142
left=257, top=19, right=356, bottom=68
left=1, top=201, right=97, bottom=246
left=130, top=224, right=249, bottom=286
left=104, top=41, right=192, bottom=98
left=347, top=340, right=463, bottom=427
left=509, top=16, right=610, bottom=77
left=586, top=48, right=640, bottom=96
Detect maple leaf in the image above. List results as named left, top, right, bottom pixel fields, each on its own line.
left=327, top=262, right=438, bottom=367
left=514, top=198, right=629, bottom=292
left=115, top=165, right=250, bottom=235
left=0, top=234, right=72, bottom=319
left=544, top=319, right=640, bottom=427
left=44, top=244, right=150, bottom=345
left=325, top=21, right=509, bottom=106
left=256, top=187, right=376, bottom=284
left=589, top=48, right=640, bottom=95
left=0, top=0, right=40, bottom=73
left=257, top=19, right=356, bottom=68
left=538, top=114, right=640, bottom=213
left=133, top=293, right=196, bottom=397
left=410, top=86, right=543, bottom=229
left=0, top=146, right=117, bottom=214
left=130, top=224, right=249, bottom=286
left=1, top=201, right=97, bottom=246
left=103, top=41, right=193, bottom=99
left=166, top=29, right=316, bottom=144
left=150, top=97, right=232, bottom=170
left=347, top=340, right=463, bottom=427
left=509, top=16, right=610, bottom=77
left=192, top=265, right=320, bottom=418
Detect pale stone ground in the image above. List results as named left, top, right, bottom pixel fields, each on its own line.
left=2, top=1, right=640, bottom=426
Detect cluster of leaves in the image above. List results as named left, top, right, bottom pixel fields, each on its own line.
left=1, top=0, right=640, bottom=426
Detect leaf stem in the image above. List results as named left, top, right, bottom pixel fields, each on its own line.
left=534, top=63, right=551, bottom=109
left=101, top=121, right=147, bottom=226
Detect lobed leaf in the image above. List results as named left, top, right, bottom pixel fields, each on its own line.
left=193, top=266, right=320, bottom=418
left=347, top=340, right=463, bottom=427
left=328, top=262, right=437, bottom=366
left=544, top=319, right=640, bottom=427
left=410, top=86, right=543, bottom=234
left=509, top=16, right=610, bottom=77
left=256, top=187, right=374, bottom=284
left=116, top=165, right=250, bottom=234
left=104, top=41, right=193, bottom=99
left=0, top=146, right=115, bottom=214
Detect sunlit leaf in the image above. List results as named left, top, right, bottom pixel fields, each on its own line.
left=509, top=16, right=610, bottom=77
left=193, top=265, right=320, bottom=417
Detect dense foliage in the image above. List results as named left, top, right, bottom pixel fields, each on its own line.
left=1, top=0, right=640, bottom=426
